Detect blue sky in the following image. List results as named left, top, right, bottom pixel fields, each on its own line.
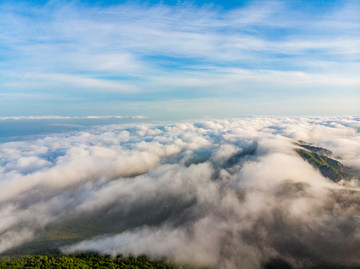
left=0, top=0, right=359, bottom=119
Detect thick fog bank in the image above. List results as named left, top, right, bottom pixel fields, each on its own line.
left=1, top=117, right=360, bottom=268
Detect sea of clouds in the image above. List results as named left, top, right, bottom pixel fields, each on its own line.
left=1, top=117, right=360, bottom=268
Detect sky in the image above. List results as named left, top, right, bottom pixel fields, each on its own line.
left=0, top=0, right=359, bottom=119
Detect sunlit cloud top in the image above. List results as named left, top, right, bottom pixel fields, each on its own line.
left=0, top=0, right=359, bottom=118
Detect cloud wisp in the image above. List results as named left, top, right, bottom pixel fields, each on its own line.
left=1, top=117, right=360, bottom=268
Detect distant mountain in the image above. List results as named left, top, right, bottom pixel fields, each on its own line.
left=297, top=140, right=333, bottom=156
left=295, top=142, right=354, bottom=183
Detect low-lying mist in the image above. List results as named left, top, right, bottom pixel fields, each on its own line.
left=1, top=117, right=360, bottom=268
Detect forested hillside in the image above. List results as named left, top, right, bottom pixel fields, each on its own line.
left=0, top=253, right=180, bottom=269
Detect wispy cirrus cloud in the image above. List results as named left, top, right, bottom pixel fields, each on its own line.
left=0, top=0, right=359, bottom=116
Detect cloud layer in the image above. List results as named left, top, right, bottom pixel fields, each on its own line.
left=1, top=117, right=360, bottom=268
